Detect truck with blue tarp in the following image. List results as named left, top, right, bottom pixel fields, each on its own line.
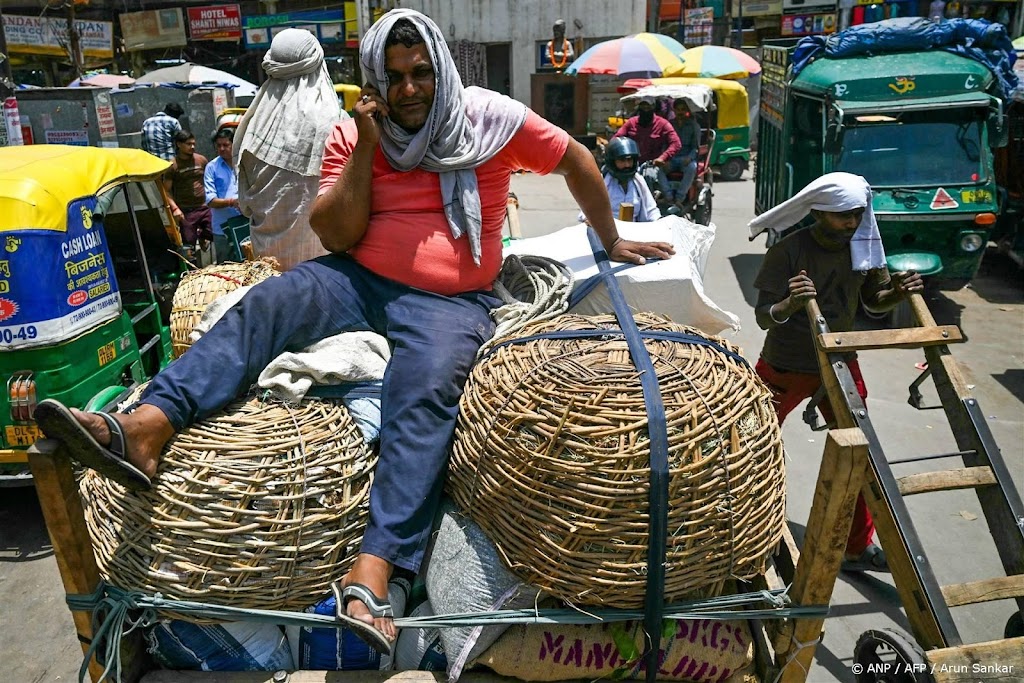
left=755, top=18, right=1019, bottom=289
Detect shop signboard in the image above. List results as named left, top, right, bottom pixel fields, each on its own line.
left=119, top=8, right=187, bottom=52
left=1, top=15, right=114, bottom=59
left=683, top=7, right=715, bottom=45
left=188, top=5, right=242, bottom=41
left=781, top=12, right=836, bottom=36
left=731, top=0, right=783, bottom=16
left=242, top=9, right=346, bottom=49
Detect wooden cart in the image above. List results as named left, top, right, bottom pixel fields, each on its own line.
left=28, top=415, right=879, bottom=683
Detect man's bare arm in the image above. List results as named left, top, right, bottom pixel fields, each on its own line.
left=309, top=89, right=388, bottom=253
left=553, top=138, right=675, bottom=264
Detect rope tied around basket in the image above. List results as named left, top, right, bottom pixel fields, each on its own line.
left=65, top=580, right=824, bottom=683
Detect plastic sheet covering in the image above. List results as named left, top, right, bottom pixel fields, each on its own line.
left=792, top=18, right=1019, bottom=98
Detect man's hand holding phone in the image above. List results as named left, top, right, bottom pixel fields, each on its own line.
left=355, top=84, right=389, bottom=147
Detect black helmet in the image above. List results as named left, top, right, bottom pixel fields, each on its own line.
left=605, top=137, right=639, bottom=182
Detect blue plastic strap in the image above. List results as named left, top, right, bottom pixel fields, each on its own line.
left=568, top=262, right=637, bottom=309
left=584, top=228, right=668, bottom=683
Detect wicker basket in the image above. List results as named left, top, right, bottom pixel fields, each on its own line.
left=448, top=313, right=785, bottom=608
left=80, top=395, right=374, bottom=617
left=169, top=260, right=280, bottom=358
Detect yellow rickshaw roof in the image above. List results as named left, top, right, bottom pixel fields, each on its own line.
left=648, top=77, right=749, bottom=129
left=0, top=145, right=171, bottom=233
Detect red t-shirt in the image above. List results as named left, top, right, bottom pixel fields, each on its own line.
left=319, top=110, right=569, bottom=295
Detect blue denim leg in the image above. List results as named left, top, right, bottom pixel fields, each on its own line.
left=141, top=254, right=499, bottom=573
left=359, top=288, right=498, bottom=572
left=679, top=160, right=698, bottom=201
left=142, top=255, right=386, bottom=427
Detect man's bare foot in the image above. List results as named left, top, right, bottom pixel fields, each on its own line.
left=342, top=553, right=396, bottom=640
left=68, top=404, right=174, bottom=479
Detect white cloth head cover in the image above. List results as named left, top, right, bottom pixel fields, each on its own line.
left=360, top=9, right=528, bottom=265
left=233, top=28, right=339, bottom=177
left=748, top=172, right=886, bottom=271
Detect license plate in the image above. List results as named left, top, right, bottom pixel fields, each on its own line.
left=5, top=424, right=40, bottom=447
left=98, top=341, right=116, bottom=366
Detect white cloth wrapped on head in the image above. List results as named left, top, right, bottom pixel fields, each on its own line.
left=359, top=8, right=528, bottom=266
left=748, top=172, right=886, bottom=272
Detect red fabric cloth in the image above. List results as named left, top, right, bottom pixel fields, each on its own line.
left=755, top=357, right=875, bottom=555
left=612, top=114, right=681, bottom=165
left=318, top=111, right=569, bottom=295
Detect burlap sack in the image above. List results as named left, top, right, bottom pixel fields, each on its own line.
left=473, top=618, right=754, bottom=682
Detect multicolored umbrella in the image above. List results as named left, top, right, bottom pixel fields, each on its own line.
left=565, top=33, right=686, bottom=79
left=664, top=45, right=762, bottom=80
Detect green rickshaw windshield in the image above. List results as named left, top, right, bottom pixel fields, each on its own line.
left=835, top=111, right=985, bottom=187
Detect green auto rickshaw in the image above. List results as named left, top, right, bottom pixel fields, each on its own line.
left=614, top=76, right=752, bottom=181
left=0, top=145, right=184, bottom=484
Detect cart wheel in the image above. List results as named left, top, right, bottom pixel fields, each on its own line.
left=719, top=157, right=745, bottom=181
left=693, top=188, right=713, bottom=226
left=853, top=629, right=934, bottom=683
left=1005, top=610, right=1024, bottom=638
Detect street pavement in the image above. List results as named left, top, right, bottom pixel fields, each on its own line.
left=3, top=170, right=1022, bottom=682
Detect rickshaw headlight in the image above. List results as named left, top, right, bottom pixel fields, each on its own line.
left=7, top=372, right=37, bottom=422
left=959, top=233, right=984, bottom=253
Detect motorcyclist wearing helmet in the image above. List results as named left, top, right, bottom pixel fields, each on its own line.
left=579, top=136, right=660, bottom=223
left=612, top=99, right=681, bottom=203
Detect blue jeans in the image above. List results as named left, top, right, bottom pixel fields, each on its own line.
left=669, top=155, right=698, bottom=202
left=141, top=255, right=500, bottom=572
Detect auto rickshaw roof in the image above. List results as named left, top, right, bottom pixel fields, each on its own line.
left=620, top=76, right=749, bottom=129
left=0, top=145, right=170, bottom=233
left=793, top=51, right=994, bottom=100
left=621, top=84, right=715, bottom=112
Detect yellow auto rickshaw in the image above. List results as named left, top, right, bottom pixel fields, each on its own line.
left=614, top=76, right=752, bottom=181
left=0, top=146, right=184, bottom=484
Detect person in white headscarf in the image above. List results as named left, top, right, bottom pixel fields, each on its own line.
left=31, top=8, right=677, bottom=660
left=749, top=172, right=922, bottom=574
left=234, top=28, right=339, bottom=270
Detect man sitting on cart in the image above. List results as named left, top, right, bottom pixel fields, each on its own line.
left=748, top=172, right=923, bottom=573
left=612, top=99, right=680, bottom=203
left=36, top=8, right=674, bottom=655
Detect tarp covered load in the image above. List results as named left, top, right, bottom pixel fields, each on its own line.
left=792, top=18, right=1019, bottom=98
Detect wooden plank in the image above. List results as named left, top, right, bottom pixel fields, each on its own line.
left=897, top=466, right=997, bottom=497
left=141, top=672, right=526, bottom=682
left=925, top=636, right=1024, bottom=682
left=816, top=325, right=963, bottom=352
left=941, top=575, right=1024, bottom=608
left=27, top=439, right=107, bottom=683
left=776, top=428, right=868, bottom=683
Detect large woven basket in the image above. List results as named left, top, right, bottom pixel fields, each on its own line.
left=448, top=313, right=785, bottom=608
left=169, top=260, right=280, bottom=358
left=80, top=395, right=374, bottom=617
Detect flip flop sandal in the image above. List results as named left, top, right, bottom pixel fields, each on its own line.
left=330, top=581, right=393, bottom=655
left=34, top=399, right=151, bottom=491
left=841, top=543, right=890, bottom=573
